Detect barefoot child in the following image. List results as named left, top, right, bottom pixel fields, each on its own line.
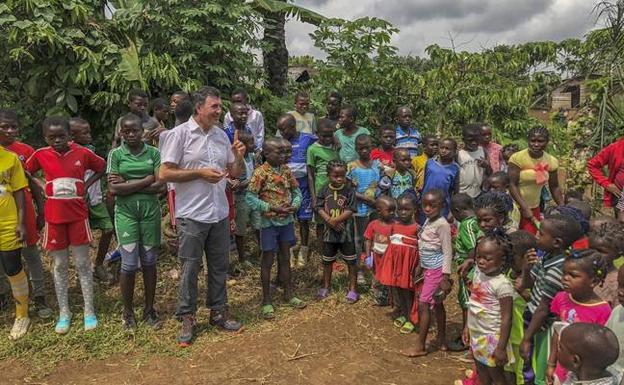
left=278, top=113, right=316, bottom=267
left=246, top=138, right=305, bottom=319
left=376, top=195, right=420, bottom=333
left=26, top=116, right=106, bottom=333
left=315, top=160, right=358, bottom=302
left=364, top=196, right=396, bottom=306
left=412, top=189, right=454, bottom=356
left=545, top=250, right=612, bottom=385
left=464, top=229, right=515, bottom=385
left=0, top=145, right=30, bottom=339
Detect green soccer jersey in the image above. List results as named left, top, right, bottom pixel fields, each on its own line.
left=106, top=143, right=161, bottom=204
left=306, top=142, right=339, bottom=194
left=454, top=216, right=480, bottom=264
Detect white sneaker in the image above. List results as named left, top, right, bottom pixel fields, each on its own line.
left=9, top=317, right=30, bottom=340
left=297, top=246, right=309, bottom=267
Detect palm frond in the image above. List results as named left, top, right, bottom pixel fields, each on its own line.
left=250, top=0, right=326, bottom=25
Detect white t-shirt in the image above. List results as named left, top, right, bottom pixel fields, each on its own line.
left=458, top=147, right=486, bottom=198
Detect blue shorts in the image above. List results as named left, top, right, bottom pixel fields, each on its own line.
left=259, top=223, right=296, bottom=252
left=296, top=177, right=313, bottom=221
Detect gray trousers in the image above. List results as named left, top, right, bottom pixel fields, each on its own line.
left=176, top=217, right=229, bottom=316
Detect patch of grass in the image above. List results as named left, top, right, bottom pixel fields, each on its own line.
left=0, top=241, right=367, bottom=378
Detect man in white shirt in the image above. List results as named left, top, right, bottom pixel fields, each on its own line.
left=159, top=86, right=246, bottom=346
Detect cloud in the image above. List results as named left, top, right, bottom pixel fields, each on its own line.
left=286, top=0, right=599, bottom=57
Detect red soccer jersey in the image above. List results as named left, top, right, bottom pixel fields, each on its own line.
left=5, top=141, right=35, bottom=165
left=25, top=143, right=105, bottom=224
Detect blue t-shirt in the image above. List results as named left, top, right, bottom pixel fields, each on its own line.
left=422, top=158, right=460, bottom=217
left=395, top=125, right=422, bottom=157
left=347, top=159, right=381, bottom=216
left=287, top=133, right=316, bottom=179
left=223, top=122, right=252, bottom=144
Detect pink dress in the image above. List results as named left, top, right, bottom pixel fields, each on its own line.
left=550, top=291, right=612, bottom=382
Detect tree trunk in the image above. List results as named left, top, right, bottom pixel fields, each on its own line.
left=262, top=8, right=288, bottom=97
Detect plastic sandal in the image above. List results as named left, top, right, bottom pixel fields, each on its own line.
left=400, top=321, right=415, bottom=334
left=393, top=316, right=407, bottom=328
left=84, top=314, right=98, bottom=331
left=345, top=290, right=360, bottom=304
left=288, top=297, right=307, bottom=309
left=55, top=315, right=72, bottom=334
left=317, top=288, right=330, bottom=300
left=261, top=304, right=275, bottom=320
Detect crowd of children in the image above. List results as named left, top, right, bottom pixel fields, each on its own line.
left=3, top=87, right=624, bottom=385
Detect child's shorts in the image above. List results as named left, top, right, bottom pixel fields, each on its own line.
left=43, top=219, right=93, bottom=250
left=0, top=220, right=22, bottom=251
left=296, top=177, right=313, bottom=221
left=420, top=267, right=444, bottom=305
left=259, top=223, right=296, bottom=252
left=234, top=193, right=260, bottom=236
left=322, top=242, right=357, bottom=265
left=115, top=200, right=161, bottom=247
left=89, top=202, right=113, bottom=231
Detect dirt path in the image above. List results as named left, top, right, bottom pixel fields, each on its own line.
left=1, top=299, right=469, bottom=385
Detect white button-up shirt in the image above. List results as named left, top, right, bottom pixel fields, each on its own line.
left=159, top=116, right=234, bottom=223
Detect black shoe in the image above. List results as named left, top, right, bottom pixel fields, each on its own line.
left=209, top=310, right=243, bottom=332
left=33, top=296, right=53, bottom=319
left=177, top=314, right=196, bottom=347
left=142, top=309, right=163, bottom=330
left=122, top=312, right=137, bottom=331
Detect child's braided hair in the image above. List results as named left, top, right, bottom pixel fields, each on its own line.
left=527, top=125, right=550, bottom=140
left=565, top=248, right=608, bottom=285
left=544, top=205, right=590, bottom=235
left=475, top=191, right=513, bottom=219
left=477, top=228, right=514, bottom=273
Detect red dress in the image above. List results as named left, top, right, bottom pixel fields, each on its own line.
left=363, top=219, right=393, bottom=270
left=376, top=222, right=419, bottom=289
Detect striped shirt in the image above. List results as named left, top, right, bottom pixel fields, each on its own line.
left=527, top=253, right=565, bottom=315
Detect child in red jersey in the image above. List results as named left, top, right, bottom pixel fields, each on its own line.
left=0, top=109, right=52, bottom=319
left=371, top=125, right=396, bottom=173
left=26, top=117, right=106, bottom=334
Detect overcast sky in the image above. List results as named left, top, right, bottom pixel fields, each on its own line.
left=286, top=0, right=602, bottom=58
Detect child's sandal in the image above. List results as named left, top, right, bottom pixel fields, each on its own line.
left=288, top=297, right=307, bottom=309
left=345, top=290, right=360, bottom=304
left=317, top=288, right=330, bottom=300
left=400, top=321, right=415, bottom=334
left=393, top=316, right=407, bottom=328
left=261, top=304, right=275, bottom=320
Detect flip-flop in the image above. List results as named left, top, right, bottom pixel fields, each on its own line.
left=261, top=304, right=275, bottom=320
left=317, top=288, right=330, bottom=300
left=288, top=297, right=307, bottom=309
left=393, top=316, right=407, bottom=328
left=345, top=290, right=359, bottom=304
left=400, top=321, right=415, bottom=334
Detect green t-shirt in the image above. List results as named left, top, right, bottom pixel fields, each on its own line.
left=335, top=126, right=370, bottom=163
left=454, top=216, right=480, bottom=263
left=306, top=142, right=339, bottom=194
left=106, top=143, right=161, bottom=204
